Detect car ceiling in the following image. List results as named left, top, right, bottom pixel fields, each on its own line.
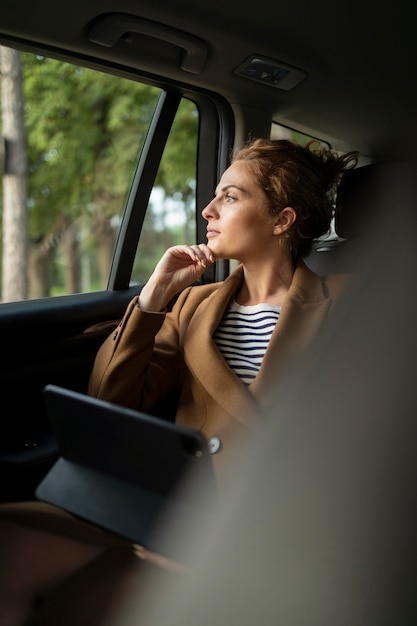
left=1, top=0, right=416, bottom=161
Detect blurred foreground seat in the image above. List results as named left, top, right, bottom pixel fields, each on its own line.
left=111, top=161, right=417, bottom=626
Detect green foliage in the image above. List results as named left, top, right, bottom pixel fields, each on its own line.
left=22, top=54, right=161, bottom=240
left=155, top=99, right=198, bottom=199
left=2, top=50, right=199, bottom=295
left=130, top=98, right=198, bottom=283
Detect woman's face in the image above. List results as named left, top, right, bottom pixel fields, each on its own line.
left=202, top=160, right=279, bottom=262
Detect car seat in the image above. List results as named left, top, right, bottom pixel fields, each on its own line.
left=304, top=162, right=386, bottom=275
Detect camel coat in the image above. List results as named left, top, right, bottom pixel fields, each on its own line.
left=0, top=262, right=349, bottom=558
left=88, top=261, right=349, bottom=479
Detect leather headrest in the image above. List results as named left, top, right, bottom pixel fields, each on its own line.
left=335, top=164, right=384, bottom=240
left=336, top=160, right=417, bottom=241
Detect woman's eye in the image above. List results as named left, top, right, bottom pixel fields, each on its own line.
left=226, top=194, right=236, bottom=202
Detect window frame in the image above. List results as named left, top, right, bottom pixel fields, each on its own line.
left=109, top=86, right=235, bottom=290
left=0, top=38, right=236, bottom=301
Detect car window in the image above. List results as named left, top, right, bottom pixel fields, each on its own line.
left=0, top=46, right=200, bottom=303
left=271, top=121, right=330, bottom=148
left=131, top=98, right=198, bottom=284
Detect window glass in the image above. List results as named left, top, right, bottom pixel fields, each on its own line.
left=0, top=45, right=161, bottom=302
left=271, top=121, right=330, bottom=148
left=131, top=98, right=198, bottom=284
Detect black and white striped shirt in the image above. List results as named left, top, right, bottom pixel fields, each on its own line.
left=213, top=299, right=281, bottom=385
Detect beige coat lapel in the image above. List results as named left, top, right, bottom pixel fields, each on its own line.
left=184, top=266, right=262, bottom=426
left=250, top=262, right=333, bottom=412
left=184, top=261, right=334, bottom=425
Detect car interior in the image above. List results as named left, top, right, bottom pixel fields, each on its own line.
left=0, top=0, right=416, bottom=621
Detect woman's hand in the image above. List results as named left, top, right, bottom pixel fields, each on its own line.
left=138, top=244, right=215, bottom=312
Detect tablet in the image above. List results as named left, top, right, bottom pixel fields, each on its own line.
left=36, top=384, right=215, bottom=560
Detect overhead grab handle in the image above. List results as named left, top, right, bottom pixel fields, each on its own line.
left=88, top=13, right=208, bottom=75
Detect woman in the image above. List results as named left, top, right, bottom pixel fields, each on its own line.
left=0, top=138, right=358, bottom=625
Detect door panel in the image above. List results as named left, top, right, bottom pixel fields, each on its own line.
left=0, top=287, right=138, bottom=501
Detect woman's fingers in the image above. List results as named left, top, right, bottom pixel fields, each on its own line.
left=188, top=244, right=215, bottom=268
left=138, top=245, right=215, bottom=312
left=164, top=245, right=214, bottom=271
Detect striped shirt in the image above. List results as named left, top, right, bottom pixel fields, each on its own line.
left=213, top=299, right=281, bottom=385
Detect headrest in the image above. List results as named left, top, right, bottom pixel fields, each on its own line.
left=335, top=159, right=417, bottom=241
left=335, top=163, right=386, bottom=240
left=304, top=160, right=416, bottom=276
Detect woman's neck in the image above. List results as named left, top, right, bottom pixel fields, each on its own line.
left=235, top=258, right=295, bottom=307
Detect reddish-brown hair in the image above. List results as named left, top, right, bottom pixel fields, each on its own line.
left=233, top=138, right=358, bottom=261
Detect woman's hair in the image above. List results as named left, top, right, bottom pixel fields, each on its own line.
left=232, top=138, right=359, bottom=261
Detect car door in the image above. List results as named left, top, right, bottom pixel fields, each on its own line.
left=0, top=45, right=233, bottom=502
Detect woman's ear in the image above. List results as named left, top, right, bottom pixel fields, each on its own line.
left=273, top=207, right=297, bottom=235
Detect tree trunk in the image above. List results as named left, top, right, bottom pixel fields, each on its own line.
left=62, top=221, right=81, bottom=293
left=1, top=46, right=28, bottom=302
left=91, top=192, right=117, bottom=289
left=28, top=242, right=52, bottom=299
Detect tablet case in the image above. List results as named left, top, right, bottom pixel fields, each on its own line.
left=36, top=384, right=215, bottom=560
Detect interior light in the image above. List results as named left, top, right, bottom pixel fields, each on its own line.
left=234, top=55, right=308, bottom=91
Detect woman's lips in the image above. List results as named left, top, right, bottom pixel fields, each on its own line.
left=206, top=228, right=219, bottom=239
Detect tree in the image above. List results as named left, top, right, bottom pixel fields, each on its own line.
left=23, top=54, right=161, bottom=294
left=0, top=46, right=28, bottom=302
left=1, top=49, right=199, bottom=299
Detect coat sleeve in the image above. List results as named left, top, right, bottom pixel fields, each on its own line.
left=87, top=292, right=190, bottom=412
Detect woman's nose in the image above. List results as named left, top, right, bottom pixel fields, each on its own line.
left=202, top=197, right=216, bottom=220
